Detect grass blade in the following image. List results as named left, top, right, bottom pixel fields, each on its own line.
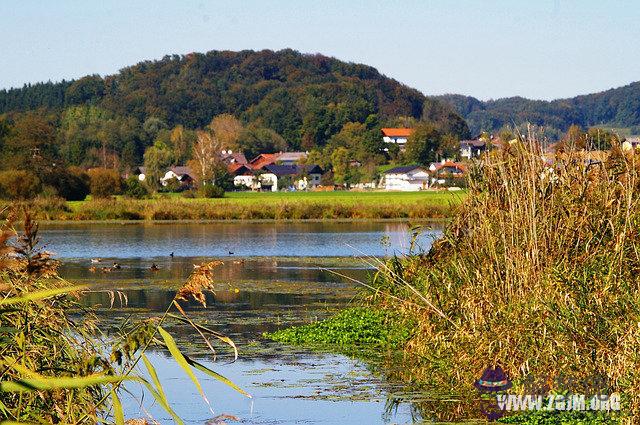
left=141, top=353, right=168, bottom=405
left=0, top=284, right=88, bottom=305
left=110, top=388, right=125, bottom=425
left=185, top=355, right=251, bottom=398
left=157, top=326, right=213, bottom=414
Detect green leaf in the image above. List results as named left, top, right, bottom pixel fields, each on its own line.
left=110, top=388, right=125, bottom=425
left=141, top=353, right=168, bottom=405
left=0, top=284, right=88, bottom=306
left=0, top=373, right=129, bottom=391
left=167, top=313, right=238, bottom=360
left=135, top=377, right=184, bottom=425
left=185, top=355, right=251, bottom=399
left=158, top=326, right=213, bottom=413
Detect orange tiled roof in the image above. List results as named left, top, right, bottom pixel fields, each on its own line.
left=228, top=163, right=252, bottom=175
left=436, top=161, right=466, bottom=172
left=381, top=128, right=414, bottom=137
left=249, top=153, right=281, bottom=169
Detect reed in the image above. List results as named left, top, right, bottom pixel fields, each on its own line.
left=2, top=196, right=456, bottom=221
left=0, top=212, right=247, bottom=423
left=370, top=138, right=640, bottom=420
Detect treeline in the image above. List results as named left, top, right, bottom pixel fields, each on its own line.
left=0, top=48, right=468, bottom=151
left=435, top=81, right=640, bottom=137
left=0, top=49, right=470, bottom=200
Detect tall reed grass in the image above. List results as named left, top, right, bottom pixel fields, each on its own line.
left=370, top=138, right=640, bottom=420
left=1, top=197, right=453, bottom=221
left=0, top=212, right=248, bottom=423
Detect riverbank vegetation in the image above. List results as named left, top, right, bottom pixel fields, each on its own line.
left=1, top=191, right=463, bottom=221
left=266, top=139, right=640, bottom=422
left=265, top=307, right=414, bottom=351
left=370, top=140, right=640, bottom=420
left=0, top=213, right=247, bottom=423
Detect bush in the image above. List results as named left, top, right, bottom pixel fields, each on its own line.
left=87, top=168, right=122, bottom=198
left=199, top=184, right=225, bottom=198
left=123, top=176, right=149, bottom=199
left=0, top=170, right=41, bottom=199
left=42, top=166, right=90, bottom=201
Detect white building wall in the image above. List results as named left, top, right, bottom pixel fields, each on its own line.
left=384, top=171, right=430, bottom=191
left=383, top=136, right=409, bottom=146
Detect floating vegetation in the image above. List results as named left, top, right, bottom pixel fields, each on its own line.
left=263, top=307, right=414, bottom=353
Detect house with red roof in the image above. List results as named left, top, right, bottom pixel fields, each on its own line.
left=381, top=128, right=414, bottom=149
left=249, top=153, right=281, bottom=170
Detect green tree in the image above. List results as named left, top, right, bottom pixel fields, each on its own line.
left=143, top=142, right=173, bottom=191
left=237, top=126, right=287, bottom=160
left=123, top=175, right=149, bottom=199
left=0, top=170, right=41, bottom=199
left=331, top=147, right=351, bottom=184
left=40, top=166, right=90, bottom=201
left=404, top=123, right=442, bottom=165
left=3, top=113, right=57, bottom=172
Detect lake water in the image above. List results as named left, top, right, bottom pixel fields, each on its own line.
left=41, top=222, right=443, bottom=424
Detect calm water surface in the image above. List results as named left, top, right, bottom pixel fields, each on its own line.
left=42, top=222, right=442, bottom=424
left=40, top=221, right=441, bottom=259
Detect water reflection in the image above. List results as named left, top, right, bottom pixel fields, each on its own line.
left=40, top=222, right=442, bottom=259
left=48, top=223, right=447, bottom=423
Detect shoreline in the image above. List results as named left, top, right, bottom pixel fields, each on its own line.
left=36, top=217, right=450, bottom=225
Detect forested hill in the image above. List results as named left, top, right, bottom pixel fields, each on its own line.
left=0, top=49, right=468, bottom=151
left=435, top=81, right=640, bottom=138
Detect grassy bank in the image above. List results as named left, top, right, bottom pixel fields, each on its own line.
left=3, top=190, right=464, bottom=221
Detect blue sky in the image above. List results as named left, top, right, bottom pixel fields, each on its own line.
left=1, top=0, right=639, bottom=100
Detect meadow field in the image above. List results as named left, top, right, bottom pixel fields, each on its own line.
left=9, top=190, right=466, bottom=221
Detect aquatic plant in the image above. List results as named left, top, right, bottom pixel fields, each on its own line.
left=0, top=211, right=248, bottom=423
left=263, top=307, right=414, bottom=351
left=369, top=136, right=640, bottom=420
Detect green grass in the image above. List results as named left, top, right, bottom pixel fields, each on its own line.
left=25, top=190, right=466, bottom=221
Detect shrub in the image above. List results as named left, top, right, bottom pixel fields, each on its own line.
left=0, top=170, right=41, bottom=199
left=42, top=166, right=90, bottom=201
left=87, top=168, right=122, bottom=198
left=123, top=176, right=149, bottom=199
left=200, top=183, right=225, bottom=198
left=162, top=177, right=182, bottom=193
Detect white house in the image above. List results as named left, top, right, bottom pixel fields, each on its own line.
left=383, top=165, right=430, bottom=191
left=159, top=166, right=194, bottom=187
left=259, top=164, right=323, bottom=192
left=459, top=139, right=487, bottom=159
left=381, top=128, right=413, bottom=148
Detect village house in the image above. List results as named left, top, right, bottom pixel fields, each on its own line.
left=249, top=153, right=281, bottom=170
left=382, top=165, right=430, bottom=191
left=229, top=163, right=257, bottom=190
left=381, top=128, right=413, bottom=149
left=276, top=151, right=308, bottom=165
left=258, top=164, right=323, bottom=192
left=459, top=139, right=487, bottom=159
left=160, top=166, right=195, bottom=188
left=220, top=150, right=248, bottom=165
